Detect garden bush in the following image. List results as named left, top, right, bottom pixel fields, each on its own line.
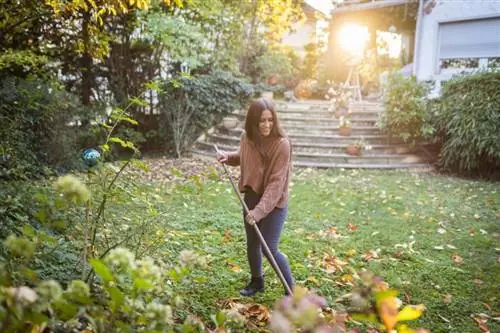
left=434, top=71, right=500, bottom=178
left=157, top=71, right=253, bottom=157
left=379, top=73, right=434, bottom=146
left=0, top=75, right=85, bottom=180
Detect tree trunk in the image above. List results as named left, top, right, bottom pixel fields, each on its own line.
left=81, top=11, right=92, bottom=107
left=240, top=0, right=259, bottom=74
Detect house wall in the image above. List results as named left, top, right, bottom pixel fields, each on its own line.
left=415, top=0, right=500, bottom=84
left=282, top=19, right=318, bottom=57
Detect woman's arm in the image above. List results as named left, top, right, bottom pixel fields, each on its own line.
left=249, top=139, right=290, bottom=222
left=226, top=151, right=240, bottom=166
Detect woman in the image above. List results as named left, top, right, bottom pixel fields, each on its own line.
left=216, top=97, right=294, bottom=296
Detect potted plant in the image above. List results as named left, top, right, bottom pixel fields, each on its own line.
left=326, top=82, right=353, bottom=119
left=345, top=137, right=372, bottom=156
left=339, top=116, right=352, bottom=136
left=346, top=143, right=362, bottom=156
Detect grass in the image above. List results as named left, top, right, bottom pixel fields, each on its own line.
left=138, top=166, right=499, bottom=332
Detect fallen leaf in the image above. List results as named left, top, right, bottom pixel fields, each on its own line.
left=347, top=223, right=357, bottom=232
left=362, top=249, right=380, bottom=262
left=437, top=228, right=446, bottom=234
left=397, top=304, right=425, bottom=321
left=472, top=314, right=490, bottom=333
left=321, top=253, right=348, bottom=274
left=222, top=230, right=231, bottom=243
left=307, top=276, right=319, bottom=285
left=326, top=227, right=342, bottom=238
left=226, top=260, right=242, bottom=273
left=443, top=294, right=453, bottom=303
left=452, top=254, right=463, bottom=264
left=433, top=246, right=445, bottom=250
left=438, top=314, right=450, bottom=323
left=345, top=248, right=357, bottom=257
left=378, top=297, right=399, bottom=330
left=473, top=279, right=484, bottom=285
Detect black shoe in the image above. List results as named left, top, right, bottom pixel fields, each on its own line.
left=239, top=276, right=264, bottom=297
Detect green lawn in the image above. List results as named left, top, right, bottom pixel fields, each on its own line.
left=141, top=164, right=499, bottom=332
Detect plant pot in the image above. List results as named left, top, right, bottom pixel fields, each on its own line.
left=267, top=74, right=279, bottom=85
left=222, top=117, right=238, bottom=130
left=339, top=127, right=352, bottom=136
left=346, top=144, right=361, bottom=156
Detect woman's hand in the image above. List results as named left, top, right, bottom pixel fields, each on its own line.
left=245, top=213, right=257, bottom=226
left=216, top=151, right=228, bottom=164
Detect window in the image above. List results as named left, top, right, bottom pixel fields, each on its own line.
left=438, top=17, right=500, bottom=73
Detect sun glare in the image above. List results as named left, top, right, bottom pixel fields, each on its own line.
left=337, top=23, right=369, bottom=56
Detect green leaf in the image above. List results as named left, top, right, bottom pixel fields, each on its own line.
left=106, top=286, right=125, bottom=313
left=129, top=97, right=148, bottom=108
left=131, top=159, right=149, bottom=172
left=211, top=311, right=226, bottom=328
left=134, top=278, right=154, bottom=291
left=396, top=305, right=425, bottom=322
left=374, top=289, right=399, bottom=306
left=35, top=209, right=47, bottom=223
left=22, top=224, right=36, bottom=237
left=89, top=259, right=114, bottom=283
left=350, top=312, right=378, bottom=323
left=145, top=80, right=162, bottom=92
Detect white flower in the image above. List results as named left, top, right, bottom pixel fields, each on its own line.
left=135, top=257, right=162, bottom=282
left=36, top=280, right=63, bottom=302
left=105, top=248, right=136, bottom=271
left=4, top=286, right=38, bottom=305
left=145, top=302, right=173, bottom=324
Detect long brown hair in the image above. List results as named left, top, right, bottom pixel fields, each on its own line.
left=244, top=98, right=285, bottom=142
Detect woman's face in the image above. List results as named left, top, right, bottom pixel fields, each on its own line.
left=258, top=109, right=273, bottom=137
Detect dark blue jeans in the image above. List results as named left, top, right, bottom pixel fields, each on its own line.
left=243, top=190, right=294, bottom=290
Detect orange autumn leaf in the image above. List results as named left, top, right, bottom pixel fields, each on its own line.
left=377, top=297, right=399, bottom=331
left=321, top=253, right=348, bottom=274
left=346, top=223, right=357, bottom=232
left=226, top=260, right=241, bottom=272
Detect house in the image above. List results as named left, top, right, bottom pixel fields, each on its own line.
left=281, top=2, right=329, bottom=58
left=413, top=0, right=500, bottom=95
left=327, top=0, right=500, bottom=94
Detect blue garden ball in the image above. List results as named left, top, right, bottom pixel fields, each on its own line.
left=82, top=148, right=101, bottom=166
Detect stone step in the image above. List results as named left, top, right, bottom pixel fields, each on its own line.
left=293, top=152, right=417, bottom=165
left=192, top=100, right=432, bottom=170
left=195, top=140, right=417, bottom=156
left=273, top=104, right=383, bottom=113
left=231, top=112, right=377, bottom=125
left=190, top=149, right=431, bottom=169
left=205, top=132, right=396, bottom=146
left=218, top=125, right=381, bottom=136
left=276, top=110, right=380, bottom=120
left=293, top=160, right=432, bottom=170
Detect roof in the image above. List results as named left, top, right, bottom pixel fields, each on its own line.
left=332, top=0, right=409, bottom=14
left=302, top=2, right=329, bottom=19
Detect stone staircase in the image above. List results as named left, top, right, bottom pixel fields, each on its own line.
left=191, top=100, right=433, bottom=169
